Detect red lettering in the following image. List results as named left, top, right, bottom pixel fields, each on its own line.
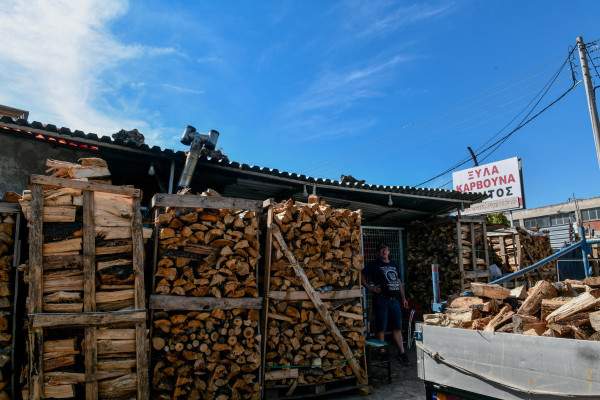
left=491, top=177, right=498, bottom=185
left=492, top=166, right=499, bottom=174
left=483, top=167, right=490, bottom=176
left=476, top=181, right=483, bottom=189
left=507, top=174, right=515, bottom=183
left=484, top=179, right=490, bottom=188
left=470, top=182, right=476, bottom=190
left=468, top=171, right=474, bottom=180
left=499, top=176, right=507, bottom=185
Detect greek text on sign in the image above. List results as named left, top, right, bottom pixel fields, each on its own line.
left=452, top=157, right=524, bottom=215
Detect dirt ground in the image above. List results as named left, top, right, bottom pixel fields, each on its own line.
left=329, top=346, right=426, bottom=400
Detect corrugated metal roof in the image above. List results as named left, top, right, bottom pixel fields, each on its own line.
left=0, top=117, right=488, bottom=225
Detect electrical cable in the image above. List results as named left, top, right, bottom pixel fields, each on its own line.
left=413, top=47, right=578, bottom=188
left=318, top=75, right=575, bottom=177
left=303, top=52, right=572, bottom=173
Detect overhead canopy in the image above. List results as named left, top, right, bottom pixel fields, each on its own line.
left=0, top=117, right=488, bottom=225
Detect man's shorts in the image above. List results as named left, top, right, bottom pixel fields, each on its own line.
left=373, top=295, right=403, bottom=332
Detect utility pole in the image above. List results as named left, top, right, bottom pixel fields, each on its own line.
left=577, top=36, right=600, bottom=169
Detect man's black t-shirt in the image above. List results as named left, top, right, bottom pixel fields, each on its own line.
left=363, top=259, right=401, bottom=298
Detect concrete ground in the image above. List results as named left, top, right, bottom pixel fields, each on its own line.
left=328, top=346, right=426, bottom=400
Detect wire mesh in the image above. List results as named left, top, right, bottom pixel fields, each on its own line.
left=361, top=226, right=403, bottom=335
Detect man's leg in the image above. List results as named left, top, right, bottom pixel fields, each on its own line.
left=392, top=329, right=405, bottom=354
left=373, top=297, right=388, bottom=356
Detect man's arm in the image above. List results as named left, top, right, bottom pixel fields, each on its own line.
left=361, top=270, right=381, bottom=294
left=397, top=277, right=408, bottom=308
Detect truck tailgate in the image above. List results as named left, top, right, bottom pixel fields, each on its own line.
left=417, top=323, right=600, bottom=399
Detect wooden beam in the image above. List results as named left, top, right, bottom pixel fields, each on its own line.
left=136, top=322, right=149, bottom=400
left=29, top=184, right=44, bottom=400
left=267, top=289, right=363, bottom=301
left=271, top=225, right=367, bottom=385
left=29, top=175, right=141, bottom=197
left=84, top=327, right=97, bottom=400
left=0, top=203, right=20, bottom=213
left=261, top=202, right=274, bottom=392
left=131, top=197, right=145, bottom=310
left=31, top=311, right=146, bottom=328
left=149, top=295, right=263, bottom=310
left=150, top=193, right=262, bottom=212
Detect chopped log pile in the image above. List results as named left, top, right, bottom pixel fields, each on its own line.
left=154, top=195, right=260, bottom=298
left=488, top=226, right=556, bottom=283
left=19, top=159, right=151, bottom=313
left=424, top=278, right=600, bottom=341
left=151, top=308, right=261, bottom=400
left=406, top=218, right=488, bottom=311
left=150, top=192, right=264, bottom=400
left=20, top=160, right=149, bottom=400
left=0, top=211, right=16, bottom=400
left=265, top=196, right=367, bottom=392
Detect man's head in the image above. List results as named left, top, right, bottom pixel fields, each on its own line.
left=378, top=242, right=390, bottom=261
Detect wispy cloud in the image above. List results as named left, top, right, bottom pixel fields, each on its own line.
left=160, top=84, right=204, bottom=95
left=337, top=1, right=456, bottom=40
left=285, top=54, right=410, bottom=117
left=197, top=56, right=223, bottom=64
left=0, top=0, right=177, bottom=145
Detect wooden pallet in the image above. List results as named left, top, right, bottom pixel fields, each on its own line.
left=456, top=216, right=491, bottom=292
left=264, top=376, right=366, bottom=399
left=149, top=194, right=265, bottom=400
left=26, top=175, right=148, bottom=400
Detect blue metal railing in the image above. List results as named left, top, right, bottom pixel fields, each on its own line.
left=489, top=235, right=600, bottom=285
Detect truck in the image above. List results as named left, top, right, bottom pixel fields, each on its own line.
left=416, top=236, right=600, bottom=400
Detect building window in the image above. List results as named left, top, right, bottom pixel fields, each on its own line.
left=582, top=207, right=600, bottom=222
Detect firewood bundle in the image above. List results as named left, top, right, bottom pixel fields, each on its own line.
left=154, top=200, right=260, bottom=298
left=19, top=159, right=151, bottom=313
left=270, top=198, right=363, bottom=291
left=266, top=196, right=366, bottom=390
left=0, top=212, right=15, bottom=400
left=488, top=226, right=556, bottom=282
left=425, top=277, right=600, bottom=341
left=406, top=219, right=487, bottom=310
left=45, top=158, right=111, bottom=183
left=22, top=328, right=138, bottom=399
left=265, top=298, right=365, bottom=385
left=151, top=308, right=261, bottom=400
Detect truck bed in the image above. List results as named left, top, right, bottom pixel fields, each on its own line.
left=416, top=323, right=600, bottom=399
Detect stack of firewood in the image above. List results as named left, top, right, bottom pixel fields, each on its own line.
left=154, top=202, right=260, bottom=298
left=406, top=219, right=486, bottom=310
left=151, top=308, right=261, bottom=400
left=0, top=212, right=15, bottom=400
left=266, top=197, right=365, bottom=387
left=488, top=226, right=556, bottom=283
left=424, top=278, right=600, bottom=340
left=270, top=198, right=363, bottom=292
left=19, top=159, right=151, bottom=313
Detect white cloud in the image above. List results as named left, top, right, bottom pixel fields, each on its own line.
left=160, top=84, right=204, bottom=95
left=0, top=0, right=176, bottom=145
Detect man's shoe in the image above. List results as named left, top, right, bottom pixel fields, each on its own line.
left=397, top=352, right=412, bottom=365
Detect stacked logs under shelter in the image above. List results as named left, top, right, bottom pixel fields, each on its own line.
left=488, top=226, right=556, bottom=283
left=406, top=217, right=488, bottom=312
left=150, top=192, right=263, bottom=400
left=264, top=196, right=368, bottom=395
left=425, top=278, right=600, bottom=341
left=19, top=158, right=149, bottom=400
left=0, top=207, right=19, bottom=400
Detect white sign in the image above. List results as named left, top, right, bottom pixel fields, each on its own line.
left=452, top=157, right=524, bottom=215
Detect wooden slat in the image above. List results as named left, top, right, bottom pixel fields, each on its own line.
left=0, top=203, right=20, bottom=213
left=150, top=193, right=262, bottom=212
left=470, top=223, right=476, bottom=275
left=29, top=175, right=141, bottom=197
left=271, top=225, right=367, bottom=385
left=29, top=184, right=44, bottom=400
left=132, top=197, right=145, bottom=310
left=31, top=311, right=147, bottom=328
left=83, top=191, right=96, bottom=312
left=136, top=322, right=149, bottom=400
left=482, top=222, right=490, bottom=268
left=261, top=203, right=274, bottom=393
left=149, top=295, right=263, bottom=310
left=267, top=289, right=363, bottom=301
left=456, top=221, right=464, bottom=292
left=463, top=270, right=492, bottom=279
left=84, top=327, right=97, bottom=399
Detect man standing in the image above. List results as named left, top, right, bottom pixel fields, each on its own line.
left=361, top=242, right=411, bottom=364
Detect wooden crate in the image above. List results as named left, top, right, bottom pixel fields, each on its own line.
left=25, top=175, right=148, bottom=400
left=263, top=198, right=368, bottom=397
left=149, top=194, right=264, bottom=400
left=456, top=216, right=491, bottom=292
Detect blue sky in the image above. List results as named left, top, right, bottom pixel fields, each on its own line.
left=1, top=1, right=600, bottom=209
